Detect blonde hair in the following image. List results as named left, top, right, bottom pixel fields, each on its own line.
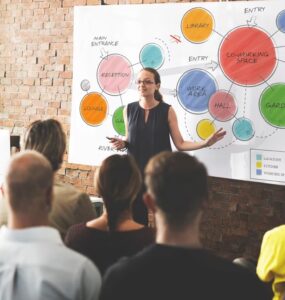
left=24, top=119, right=66, bottom=172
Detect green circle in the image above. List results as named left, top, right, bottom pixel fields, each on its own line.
left=259, top=83, right=285, bottom=128
left=112, top=106, right=125, bottom=136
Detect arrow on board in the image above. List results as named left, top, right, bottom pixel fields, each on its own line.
left=246, top=16, right=257, bottom=28
left=100, top=48, right=109, bottom=60
left=158, top=60, right=219, bottom=76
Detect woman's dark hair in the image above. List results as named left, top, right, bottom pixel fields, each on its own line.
left=24, top=119, right=66, bottom=172
left=142, top=67, right=163, bottom=102
left=95, top=154, right=142, bottom=232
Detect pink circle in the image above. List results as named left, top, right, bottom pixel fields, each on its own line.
left=219, top=27, right=276, bottom=86
left=208, top=90, right=237, bottom=121
left=97, top=54, right=133, bottom=95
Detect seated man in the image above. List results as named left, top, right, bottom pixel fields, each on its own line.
left=0, top=151, right=101, bottom=300
left=257, top=225, right=285, bottom=300
left=100, top=151, right=269, bottom=300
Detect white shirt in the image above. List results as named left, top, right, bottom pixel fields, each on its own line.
left=0, top=226, right=101, bottom=300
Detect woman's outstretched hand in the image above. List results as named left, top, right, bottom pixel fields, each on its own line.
left=205, top=128, right=226, bottom=147
left=107, top=137, right=126, bottom=150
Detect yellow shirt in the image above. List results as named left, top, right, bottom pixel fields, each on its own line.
left=257, top=225, right=285, bottom=300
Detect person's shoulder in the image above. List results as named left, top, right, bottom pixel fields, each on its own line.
left=206, top=252, right=268, bottom=296
left=65, top=222, right=104, bottom=244
left=65, top=222, right=87, bottom=238
left=260, top=224, right=285, bottom=254
left=105, top=244, right=155, bottom=275
left=54, top=181, right=91, bottom=204
left=160, top=101, right=171, bottom=108
left=202, top=250, right=249, bottom=275
left=159, top=102, right=172, bottom=115
left=127, top=101, right=139, bottom=109
left=59, top=240, right=99, bottom=271
left=54, top=181, right=83, bottom=197
left=264, top=224, right=285, bottom=238
left=100, top=245, right=154, bottom=299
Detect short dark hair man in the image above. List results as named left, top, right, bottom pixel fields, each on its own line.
left=100, top=151, right=269, bottom=300
left=0, top=151, right=101, bottom=300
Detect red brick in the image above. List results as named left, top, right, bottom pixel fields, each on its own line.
left=60, top=71, right=72, bottom=79
left=86, top=0, right=100, bottom=4
left=23, top=78, right=35, bottom=85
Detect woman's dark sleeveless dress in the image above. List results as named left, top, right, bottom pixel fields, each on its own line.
left=127, top=101, right=172, bottom=224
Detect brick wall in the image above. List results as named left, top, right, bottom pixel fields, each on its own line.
left=1, top=0, right=284, bottom=261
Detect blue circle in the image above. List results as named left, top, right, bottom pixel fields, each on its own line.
left=232, top=117, right=254, bottom=141
left=140, top=43, right=164, bottom=69
left=177, top=69, right=217, bottom=114
left=277, top=10, right=285, bottom=33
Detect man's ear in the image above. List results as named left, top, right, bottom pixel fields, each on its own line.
left=0, top=182, right=8, bottom=198
left=143, top=192, right=156, bottom=213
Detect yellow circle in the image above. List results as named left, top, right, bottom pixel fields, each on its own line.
left=80, top=92, right=108, bottom=126
left=181, top=8, right=214, bottom=43
left=197, top=119, right=216, bottom=140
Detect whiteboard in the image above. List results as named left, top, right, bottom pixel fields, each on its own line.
left=70, top=1, right=285, bottom=185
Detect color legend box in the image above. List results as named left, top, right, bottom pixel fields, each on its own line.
left=251, top=149, right=285, bottom=183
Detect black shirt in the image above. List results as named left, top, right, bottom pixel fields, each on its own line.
left=127, top=101, right=172, bottom=171
left=100, top=244, right=270, bottom=300
left=65, top=223, right=155, bottom=275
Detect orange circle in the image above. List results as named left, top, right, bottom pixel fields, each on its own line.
left=80, top=92, right=108, bottom=126
left=181, top=8, right=214, bottom=43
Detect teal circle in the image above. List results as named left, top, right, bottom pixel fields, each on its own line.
left=232, top=117, right=254, bottom=141
left=139, top=43, right=164, bottom=69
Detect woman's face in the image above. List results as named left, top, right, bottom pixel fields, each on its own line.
left=136, top=70, right=159, bottom=99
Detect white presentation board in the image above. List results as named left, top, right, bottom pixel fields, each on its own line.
left=0, top=130, right=10, bottom=185
left=70, top=1, right=285, bottom=185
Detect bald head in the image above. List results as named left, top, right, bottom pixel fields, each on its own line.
left=4, top=150, right=53, bottom=216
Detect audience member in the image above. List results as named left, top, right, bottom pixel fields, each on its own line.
left=0, top=119, right=96, bottom=238
left=0, top=151, right=101, bottom=300
left=65, top=154, right=155, bottom=274
left=257, top=225, right=285, bottom=300
left=100, top=151, right=269, bottom=300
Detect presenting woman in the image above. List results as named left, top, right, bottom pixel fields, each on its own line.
left=109, top=67, right=226, bottom=225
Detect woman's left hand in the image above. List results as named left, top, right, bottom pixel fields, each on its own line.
left=205, top=128, right=226, bottom=147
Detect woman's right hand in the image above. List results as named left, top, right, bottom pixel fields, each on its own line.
left=107, top=137, right=126, bottom=150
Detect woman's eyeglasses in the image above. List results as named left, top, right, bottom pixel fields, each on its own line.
left=135, top=80, right=155, bottom=85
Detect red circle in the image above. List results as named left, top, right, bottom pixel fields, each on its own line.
left=208, top=90, right=237, bottom=122
left=219, top=27, right=276, bottom=86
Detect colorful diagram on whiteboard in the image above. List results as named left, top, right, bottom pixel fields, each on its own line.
left=70, top=2, right=285, bottom=185
left=78, top=6, right=285, bottom=143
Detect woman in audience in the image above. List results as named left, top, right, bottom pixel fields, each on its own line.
left=24, top=119, right=96, bottom=238
left=65, top=154, right=155, bottom=274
